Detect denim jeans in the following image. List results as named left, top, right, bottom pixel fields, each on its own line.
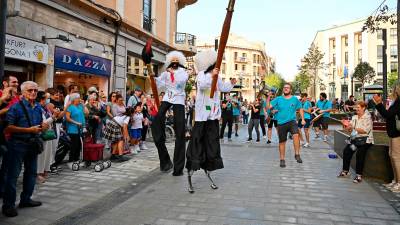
left=3, top=140, right=38, bottom=208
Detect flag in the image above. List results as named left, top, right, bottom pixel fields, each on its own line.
left=343, top=65, right=348, bottom=78
left=337, top=66, right=343, bottom=77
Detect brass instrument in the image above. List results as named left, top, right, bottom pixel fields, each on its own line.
left=256, top=81, right=272, bottom=99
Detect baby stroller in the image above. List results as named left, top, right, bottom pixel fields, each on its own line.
left=71, top=133, right=111, bottom=172
left=51, top=129, right=71, bottom=172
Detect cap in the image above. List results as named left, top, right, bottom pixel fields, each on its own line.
left=88, top=87, right=98, bottom=93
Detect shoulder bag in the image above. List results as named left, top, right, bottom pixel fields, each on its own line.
left=19, top=101, right=44, bottom=154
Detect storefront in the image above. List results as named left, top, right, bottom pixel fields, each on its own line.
left=4, top=34, right=49, bottom=85
left=53, top=46, right=112, bottom=96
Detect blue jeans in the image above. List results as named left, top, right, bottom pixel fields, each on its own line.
left=3, top=140, right=38, bottom=208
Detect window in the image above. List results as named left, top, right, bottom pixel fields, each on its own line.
left=242, top=53, right=247, bottom=58
left=257, top=55, right=260, bottom=64
left=358, top=33, right=362, bottom=44
left=331, top=39, right=336, bottom=49
left=344, top=36, right=348, bottom=47
left=234, top=52, right=238, bottom=60
left=358, top=49, right=362, bottom=64
left=142, top=0, right=152, bottom=32
left=135, top=69, right=140, bottom=75
left=242, top=65, right=246, bottom=71
left=253, top=66, right=256, bottom=75
left=391, top=28, right=397, bottom=39
left=391, top=45, right=398, bottom=59
left=234, top=64, right=238, bottom=71
left=332, top=68, right=336, bottom=78
left=344, top=52, right=348, bottom=64
left=377, top=45, right=383, bottom=59
left=377, top=62, right=383, bottom=75
left=332, top=53, right=336, bottom=66
left=377, top=30, right=383, bottom=39
left=253, top=54, right=256, bottom=63
left=391, top=62, right=398, bottom=72
left=134, top=58, right=140, bottom=67
left=222, top=63, right=226, bottom=74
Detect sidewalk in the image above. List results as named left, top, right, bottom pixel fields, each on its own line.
left=0, top=142, right=172, bottom=225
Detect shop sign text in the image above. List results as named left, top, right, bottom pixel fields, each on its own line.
left=5, top=34, right=48, bottom=64
left=54, top=47, right=111, bottom=77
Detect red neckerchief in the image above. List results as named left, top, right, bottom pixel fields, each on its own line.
left=170, top=71, right=175, bottom=83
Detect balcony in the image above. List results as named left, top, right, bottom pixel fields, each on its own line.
left=174, top=32, right=197, bottom=56
left=235, top=57, right=248, bottom=63
left=178, top=0, right=198, bottom=10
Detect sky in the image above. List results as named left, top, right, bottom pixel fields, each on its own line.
left=177, top=0, right=397, bottom=81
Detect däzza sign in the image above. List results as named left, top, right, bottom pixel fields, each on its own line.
left=54, top=47, right=111, bottom=77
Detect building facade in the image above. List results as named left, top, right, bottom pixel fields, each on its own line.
left=4, top=0, right=197, bottom=96
left=197, top=34, right=274, bottom=101
left=311, top=18, right=397, bottom=101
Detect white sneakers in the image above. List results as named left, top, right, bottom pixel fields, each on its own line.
left=303, top=143, right=310, bottom=148
left=323, top=135, right=328, bottom=142
left=130, top=145, right=140, bottom=154
left=139, top=142, right=148, bottom=150
left=383, top=181, right=400, bottom=193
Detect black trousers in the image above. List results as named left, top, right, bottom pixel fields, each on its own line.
left=342, top=143, right=372, bottom=175
left=69, top=134, right=81, bottom=162
left=186, top=120, right=223, bottom=171
left=151, top=101, right=186, bottom=173
left=141, top=124, right=148, bottom=141
left=260, top=115, right=266, bottom=136
left=220, top=117, right=233, bottom=139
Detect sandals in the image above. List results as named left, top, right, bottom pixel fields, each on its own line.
left=353, top=175, right=362, bottom=183
left=337, top=171, right=350, bottom=178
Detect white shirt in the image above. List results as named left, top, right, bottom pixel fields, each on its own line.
left=350, top=111, right=374, bottom=144
left=155, top=68, right=188, bottom=105
left=131, top=113, right=143, bottom=129
left=194, top=71, right=234, bottom=121
left=113, top=115, right=130, bottom=126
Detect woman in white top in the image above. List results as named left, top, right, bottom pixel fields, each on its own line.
left=338, top=101, right=374, bottom=183
left=104, top=107, right=133, bottom=162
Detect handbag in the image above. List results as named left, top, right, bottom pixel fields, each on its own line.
left=19, top=101, right=44, bottom=154
left=349, top=119, right=370, bottom=147
left=41, top=129, right=57, bottom=141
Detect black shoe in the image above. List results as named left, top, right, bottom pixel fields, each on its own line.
left=256, top=139, right=260, bottom=143
left=110, top=155, right=118, bottom=161
left=117, top=155, right=130, bottom=162
left=161, top=163, right=173, bottom=172
left=280, top=160, right=286, bottom=168
left=246, top=138, right=252, bottom=142
left=2, top=207, right=18, bottom=217
left=295, top=155, right=303, bottom=163
left=267, top=140, right=271, bottom=144
left=172, top=171, right=184, bottom=176
left=19, top=200, right=42, bottom=208
left=235, top=133, right=239, bottom=137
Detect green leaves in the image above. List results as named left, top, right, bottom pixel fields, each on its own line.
left=353, top=62, right=376, bottom=88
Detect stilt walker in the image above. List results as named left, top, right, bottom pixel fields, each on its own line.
left=150, top=51, right=189, bottom=176
left=186, top=50, right=236, bottom=193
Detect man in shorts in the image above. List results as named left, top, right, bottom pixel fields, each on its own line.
left=298, top=93, right=312, bottom=148
left=314, top=92, right=332, bottom=142
left=267, top=83, right=305, bottom=168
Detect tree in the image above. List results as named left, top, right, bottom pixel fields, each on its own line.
left=185, top=74, right=196, bottom=95
left=388, top=71, right=398, bottom=89
left=353, top=62, right=376, bottom=90
left=264, top=73, right=284, bottom=94
left=299, top=44, right=326, bottom=99
left=363, top=1, right=399, bottom=79
left=293, top=71, right=311, bottom=94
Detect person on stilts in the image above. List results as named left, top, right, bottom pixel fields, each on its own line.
left=151, top=51, right=188, bottom=176
left=186, top=50, right=236, bottom=193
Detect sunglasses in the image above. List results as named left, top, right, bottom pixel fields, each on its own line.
left=26, top=89, right=38, bottom=93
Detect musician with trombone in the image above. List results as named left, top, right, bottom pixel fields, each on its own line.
left=312, top=93, right=333, bottom=142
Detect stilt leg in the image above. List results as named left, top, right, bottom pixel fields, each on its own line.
left=204, top=169, right=218, bottom=190
left=188, top=170, right=195, bottom=193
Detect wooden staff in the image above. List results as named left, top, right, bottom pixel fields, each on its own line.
left=210, top=0, right=236, bottom=98
left=141, top=38, right=160, bottom=108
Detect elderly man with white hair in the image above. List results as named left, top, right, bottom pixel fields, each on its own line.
left=151, top=50, right=189, bottom=176
left=2, top=81, right=49, bottom=217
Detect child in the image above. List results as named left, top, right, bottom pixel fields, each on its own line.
left=129, top=102, right=144, bottom=154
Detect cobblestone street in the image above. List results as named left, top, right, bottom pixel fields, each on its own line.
left=1, top=127, right=400, bottom=225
